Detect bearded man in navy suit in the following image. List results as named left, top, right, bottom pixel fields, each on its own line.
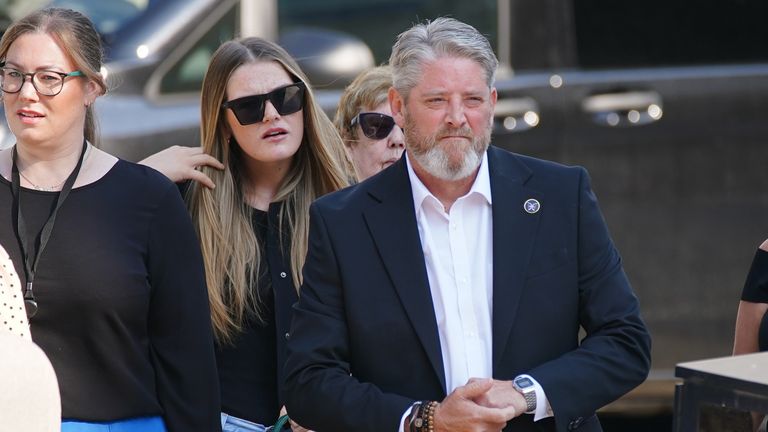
left=284, top=17, right=651, bottom=432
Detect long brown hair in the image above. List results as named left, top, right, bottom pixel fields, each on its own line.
left=0, top=8, right=107, bottom=144
left=189, top=37, right=351, bottom=343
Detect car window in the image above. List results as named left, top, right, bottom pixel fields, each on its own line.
left=574, top=0, right=768, bottom=68
left=52, top=0, right=150, bottom=38
left=158, top=4, right=237, bottom=95
left=278, top=0, right=498, bottom=64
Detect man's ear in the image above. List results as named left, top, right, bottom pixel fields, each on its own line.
left=389, top=87, right=406, bottom=128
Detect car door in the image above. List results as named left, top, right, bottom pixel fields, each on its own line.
left=553, top=0, right=768, bottom=381
left=493, top=0, right=768, bottom=414
left=491, top=0, right=568, bottom=163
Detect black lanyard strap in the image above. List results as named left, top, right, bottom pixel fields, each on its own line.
left=11, top=139, right=88, bottom=317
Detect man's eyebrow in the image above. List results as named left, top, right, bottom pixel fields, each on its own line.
left=420, top=90, right=447, bottom=97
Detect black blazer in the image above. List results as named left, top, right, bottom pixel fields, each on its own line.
left=284, top=147, right=651, bottom=432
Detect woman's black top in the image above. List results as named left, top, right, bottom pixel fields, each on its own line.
left=741, top=248, right=768, bottom=351
left=0, top=161, right=220, bottom=432
left=214, top=203, right=298, bottom=425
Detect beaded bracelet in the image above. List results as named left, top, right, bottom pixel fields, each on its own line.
left=409, top=400, right=437, bottom=432
left=422, top=400, right=437, bottom=432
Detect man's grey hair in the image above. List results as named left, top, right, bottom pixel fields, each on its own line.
left=389, top=17, right=499, bottom=100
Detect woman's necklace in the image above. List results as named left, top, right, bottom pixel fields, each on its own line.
left=17, top=144, right=91, bottom=191
left=18, top=170, right=66, bottom=191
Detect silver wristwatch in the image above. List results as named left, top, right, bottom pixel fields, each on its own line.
left=513, top=375, right=537, bottom=413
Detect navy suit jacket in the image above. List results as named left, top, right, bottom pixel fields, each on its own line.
left=284, top=147, right=651, bottom=432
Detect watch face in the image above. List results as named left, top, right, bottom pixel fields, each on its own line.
left=516, top=377, right=534, bottom=388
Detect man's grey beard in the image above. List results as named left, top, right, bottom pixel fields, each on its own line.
left=405, top=117, right=491, bottom=181
left=410, top=142, right=483, bottom=181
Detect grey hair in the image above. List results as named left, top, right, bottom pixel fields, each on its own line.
left=389, top=17, right=498, bottom=100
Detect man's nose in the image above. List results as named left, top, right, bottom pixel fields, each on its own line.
left=445, top=99, right=466, bottom=127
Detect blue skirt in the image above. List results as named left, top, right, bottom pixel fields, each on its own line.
left=61, top=416, right=166, bottom=432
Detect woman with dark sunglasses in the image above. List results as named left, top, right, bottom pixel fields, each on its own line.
left=334, top=65, right=405, bottom=181
left=0, top=8, right=220, bottom=432
left=142, top=37, right=351, bottom=432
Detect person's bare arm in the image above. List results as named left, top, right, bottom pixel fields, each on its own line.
left=733, top=239, right=768, bottom=355
left=733, top=301, right=768, bottom=355
left=139, top=146, right=224, bottom=189
left=733, top=240, right=768, bottom=432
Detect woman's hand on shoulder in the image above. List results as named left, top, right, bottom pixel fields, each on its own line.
left=139, top=145, right=224, bottom=189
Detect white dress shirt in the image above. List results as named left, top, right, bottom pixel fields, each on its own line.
left=398, top=152, right=551, bottom=431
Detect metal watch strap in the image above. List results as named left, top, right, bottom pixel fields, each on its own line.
left=521, top=389, right=536, bottom=413
left=513, top=376, right=537, bottom=413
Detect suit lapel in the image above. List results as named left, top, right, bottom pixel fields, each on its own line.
left=488, top=147, right=542, bottom=371
left=362, top=159, right=447, bottom=392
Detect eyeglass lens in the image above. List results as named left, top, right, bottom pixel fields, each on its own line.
left=0, top=68, right=69, bottom=96
left=225, top=83, right=306, bottom=125
left=357, top=113, right=397, bottom=140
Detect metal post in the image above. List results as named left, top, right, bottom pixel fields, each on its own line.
left=241, top=0, right=277, bottom=40
left=497, top=0, right=512, bottom=72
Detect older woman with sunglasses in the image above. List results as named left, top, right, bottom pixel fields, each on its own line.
left=0, top=8, right=220, bottom=432
left=141, top=37, right=350, bottom=432
left=335, top=65, right=405, bottom=181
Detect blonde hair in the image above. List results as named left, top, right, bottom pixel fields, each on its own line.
left=334, top=65, right=393, bottom=148
left=0, top=8, right=107, bottom=144
left=189, top=37, right=351, bottom=343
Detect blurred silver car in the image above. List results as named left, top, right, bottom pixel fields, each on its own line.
left=0, top=0, right=374, bottom=160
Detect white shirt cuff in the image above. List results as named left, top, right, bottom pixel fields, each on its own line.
left=398, top=403, right=416, bottom=432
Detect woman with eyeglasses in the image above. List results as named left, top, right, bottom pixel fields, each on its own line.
left=334, top=65, right=405, bottom=181
left=142, top=37, right=350, bottom=432
left=0, top=8, right=220, bottom=432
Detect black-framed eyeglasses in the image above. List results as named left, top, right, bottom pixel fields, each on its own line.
left=0, top=67, right=84, bottom=96
left=222, top=82, right=306, bottom=125
left=351, top=112, right=398, bottom=140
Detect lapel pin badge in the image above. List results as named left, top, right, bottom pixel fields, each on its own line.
left=523, top=198, right=540, bottom=214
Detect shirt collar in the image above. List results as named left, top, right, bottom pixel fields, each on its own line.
left=406, top=150, right=492, bottom=212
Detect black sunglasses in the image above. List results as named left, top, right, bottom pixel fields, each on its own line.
left=222, top=82, right=306, bottom=125
left=351, top=112, right=397, bottom=140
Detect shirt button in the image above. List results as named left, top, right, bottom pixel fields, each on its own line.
left=280, top=272, right=287, bottom=278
